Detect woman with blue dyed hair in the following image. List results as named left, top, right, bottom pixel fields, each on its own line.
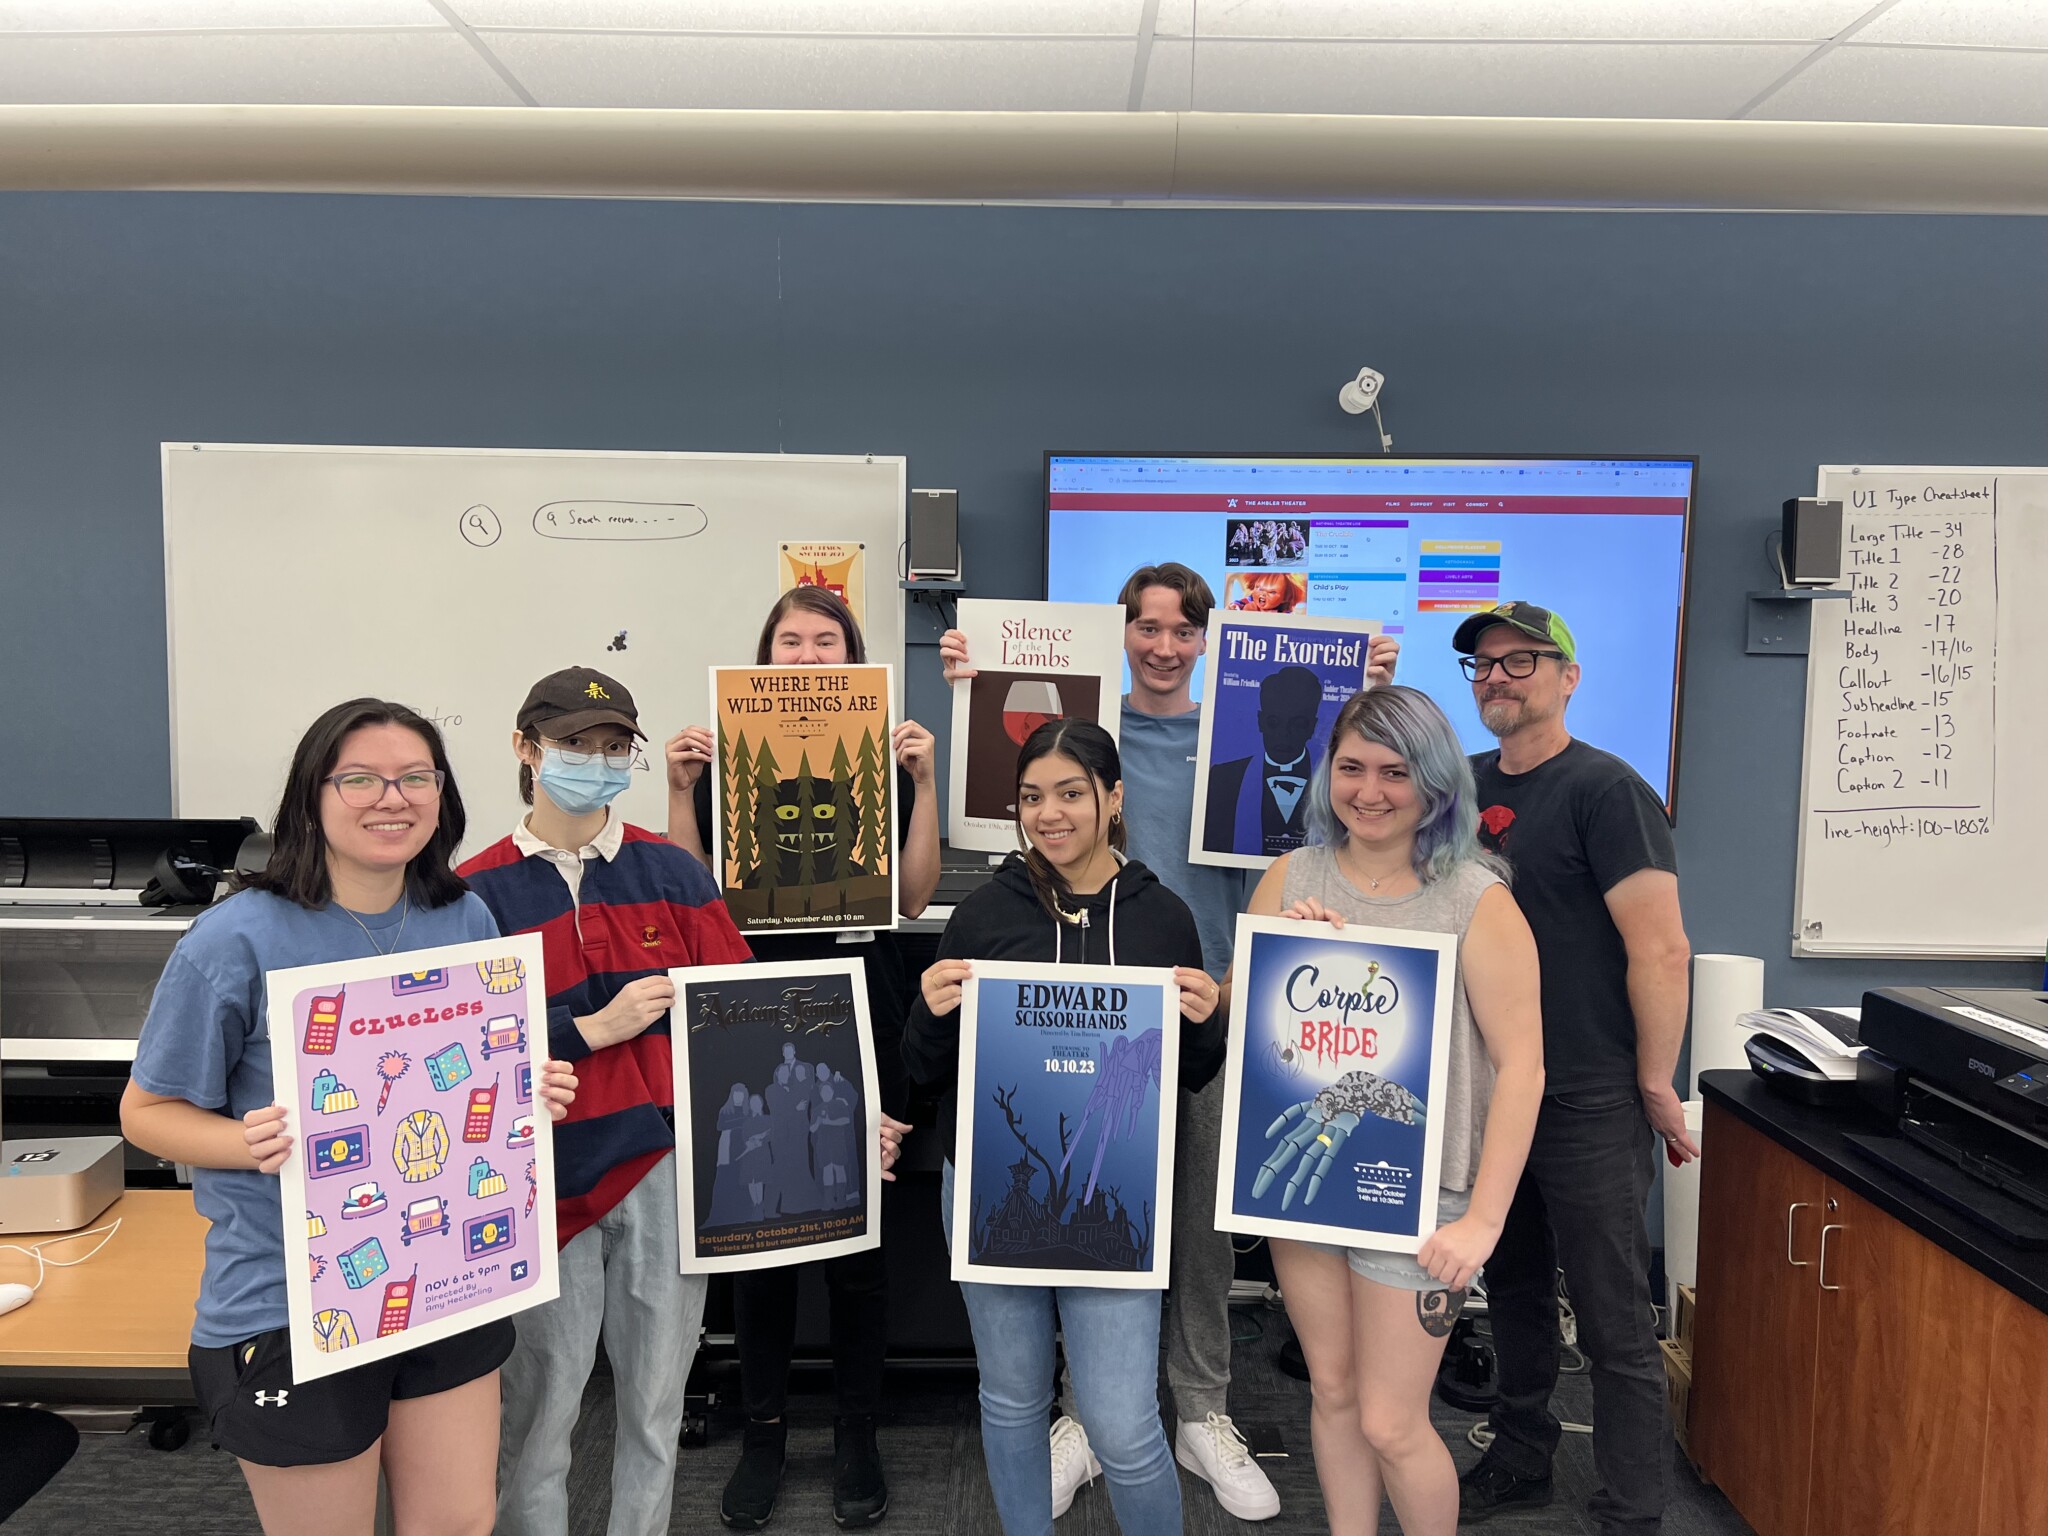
left=1220, top=685, right=1546, bottom=1536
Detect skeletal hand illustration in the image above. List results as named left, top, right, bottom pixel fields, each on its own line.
left=1252, top=1069, right=1426, bottom=1210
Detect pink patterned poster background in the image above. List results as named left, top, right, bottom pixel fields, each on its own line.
left=288, top=953, right=546, bottom=1363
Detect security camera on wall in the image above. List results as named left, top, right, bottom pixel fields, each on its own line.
left=1337, top=367, right=1392, bottom=451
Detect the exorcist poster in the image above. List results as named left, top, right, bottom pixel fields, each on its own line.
left=1214, top=916, right=1455, bottom=1254
left=672, top=960, right=882, bottom=1273
left=1189, top=611, right=1383, bottom=871
left=946, top=598, right=1125, bottom=853
left=953, top=961, right=1179, bottom=1288
left=710, top=663, right=898, bottom=935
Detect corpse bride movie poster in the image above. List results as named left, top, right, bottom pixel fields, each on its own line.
left=953, top=960, right=1180, bottom=1288
left=1214, top=916, right=1457, bottom=1254
left=672, top=960, right=882, bottom=1273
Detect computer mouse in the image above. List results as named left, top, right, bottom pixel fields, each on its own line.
left=0, top=1283, right=33, bottom=1317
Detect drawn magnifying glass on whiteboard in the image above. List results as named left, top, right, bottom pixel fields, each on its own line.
left=460, top=505, right=503, bottom=548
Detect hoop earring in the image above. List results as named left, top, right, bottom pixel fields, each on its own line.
left=1110, top=811, right=1122, bottom=825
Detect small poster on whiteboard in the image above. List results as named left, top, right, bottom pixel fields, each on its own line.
left=1189, top=611, right=1382, bottom=871
left=953, top=961, right=1179, bottom=1288
left=671, top=959, right=883, bottom=1273
left=1214, top=916, right=1454, bottom=1254
left=779, top=541, right=866, bottom=629
left=268, top=934, right=557, bottom=1384
left=947, top=598, right=1126, bottom=853
left=710, top=664, right=899, bottom=935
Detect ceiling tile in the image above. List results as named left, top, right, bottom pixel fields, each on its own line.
left=1856, top=0, right=2048, bottom=49
left=456, top=0, right=1143, bottom=33
left=0, top=1, right=444, bottom=29
left=1190, top=1, right=1877, bottom=42
left=0, top=30, right=524, bottom=103
left=1186, top=39, right=1813, bottom=117
left=488, top=30, right=1136, bottom=107
left=1751, top=40, right=2048, bottom=125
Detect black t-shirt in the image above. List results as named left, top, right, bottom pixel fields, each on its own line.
left=692, top=764, right=921, bottom=1114
left=1470, top=739, right=1678, bottom=1095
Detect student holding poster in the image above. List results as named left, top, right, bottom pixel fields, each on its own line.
left=944, top=565, right=1397, bottom=1521
left=458, top=668, right=753, bottom=1536
left=120, top=700, right=577, bottom=1536
left=665, top=585, right=933, bottom=1530
left=904, top=719, right=1226, bottom=1536
left=1220, top=685, right=1544, bottom=1536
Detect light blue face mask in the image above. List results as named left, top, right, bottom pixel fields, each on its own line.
left=537, top=751, right=633, bottom=816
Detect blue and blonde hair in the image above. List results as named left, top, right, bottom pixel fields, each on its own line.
left=1302, top=685, right=1499, bottom=885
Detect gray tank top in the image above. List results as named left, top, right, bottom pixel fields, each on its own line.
left=1279, top=844, right=1501, bottom=1193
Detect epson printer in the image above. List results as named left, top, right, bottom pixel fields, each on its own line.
left=1853, top=986, right=2048, bottom=1248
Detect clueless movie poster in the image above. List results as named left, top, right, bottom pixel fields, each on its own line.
left=1214, top=916, right=1455, bottom=1254
left=267, top=934, right=559, bottom=1384
left=672, top=960, right=882, bottom=1274
left=954, top=961, right=1180, bottom=1288
left=710, top=663, right=898, bottom=935
left=1189, top=611, right=1383, bottom=871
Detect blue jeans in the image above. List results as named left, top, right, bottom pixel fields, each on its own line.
left=496, top=1154, right=708, bottom=1536
left=941, top=1162, right=1181, bottom=1536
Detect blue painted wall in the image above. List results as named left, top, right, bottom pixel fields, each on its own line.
left=2, top=193, right=2041, bottom=1008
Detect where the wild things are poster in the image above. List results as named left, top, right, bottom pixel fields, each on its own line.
left=671, top=959, right=882, bottom=1274
left=710, top=664, right=898, bottom=935
left=953, top=960, right=1180, bottom=1288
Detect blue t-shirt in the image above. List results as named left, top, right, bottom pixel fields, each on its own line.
left=130, top=887, right=499, bottom=1349
left=1116, top=699, right=1253, bottom=981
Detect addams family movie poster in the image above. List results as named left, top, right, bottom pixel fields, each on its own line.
left=953, top=961, right=1180, bottom=1288
left=672, top=959, right=883, bottom=1273
left=1214, top=916, right=1456, bottom=1254
left=946, top=598, right=1125, bottom=854
left=1188, top=611, right=1383, bottom=871
left=710, top=663, right=898, bottom=935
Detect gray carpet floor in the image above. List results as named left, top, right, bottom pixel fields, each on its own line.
left=11, top=1306, right=1751, bottom=1534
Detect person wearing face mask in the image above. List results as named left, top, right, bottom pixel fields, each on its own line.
left=458, top=667, right=755, bottom=1536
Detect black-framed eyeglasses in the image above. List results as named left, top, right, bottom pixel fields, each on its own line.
left=541, top=740, right=648, bottom=771
left=1460, top=650, right=1567, bottom=681
left=324, top=770, right=447, bottom=808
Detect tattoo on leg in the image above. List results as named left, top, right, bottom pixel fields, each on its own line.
left=1417, top=1287, right=1467, bottom=1338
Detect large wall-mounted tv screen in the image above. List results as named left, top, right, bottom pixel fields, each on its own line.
left=1045, top=453, right=1695, bottom=812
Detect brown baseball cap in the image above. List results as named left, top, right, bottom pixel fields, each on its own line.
left=516, top=667, right=644, bottom=739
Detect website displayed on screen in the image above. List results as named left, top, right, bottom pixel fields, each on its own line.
left=1045, top=454, right=1693, bottom=810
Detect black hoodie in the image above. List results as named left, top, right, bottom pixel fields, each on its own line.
left=902, top=852, right=1226, bottom=1154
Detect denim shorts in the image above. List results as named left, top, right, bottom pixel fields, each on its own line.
left=1298, top=1187, right=1472, bottom=1293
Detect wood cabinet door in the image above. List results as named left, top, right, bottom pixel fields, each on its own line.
left=1690, top=1104, right=1825, bottom=1536
left=1806, top=1179, right=1991, bottom=1536
left=1978, top=1287, right=2048, bottom=1536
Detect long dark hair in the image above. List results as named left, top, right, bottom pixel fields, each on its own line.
left=1013, top=718, right=1127, bottom=922
left=755, top=585, right=868, bottom=665
left=236, top=698, right=469, bottom=911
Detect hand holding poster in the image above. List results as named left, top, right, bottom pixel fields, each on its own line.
left=947, top=598, right=1126, bottom=853
left=268, top=935, right=557, bottom=1384
left=671, top=959, right=883, bottom=1273
left=1215, top=916, right=1455, bottom=1254
left=711, top=664, right=898, bottom=935
left=954, top=961, right=1179, bottom=1288
left=1189, top=611, right=1383, bottom=870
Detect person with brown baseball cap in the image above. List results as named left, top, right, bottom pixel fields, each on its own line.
left=1451, top=603, right=1693, bottom=1536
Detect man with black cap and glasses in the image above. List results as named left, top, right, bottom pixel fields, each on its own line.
left=1449, top=603, right=1694, bottom=1536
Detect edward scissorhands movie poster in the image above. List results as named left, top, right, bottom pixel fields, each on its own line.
left=953, top=961, right=1180, bottom=1288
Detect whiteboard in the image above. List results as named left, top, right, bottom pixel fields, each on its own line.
left=1791, top=465, right=2048, bottom=958
left=164, top=444, right=904, bottom=858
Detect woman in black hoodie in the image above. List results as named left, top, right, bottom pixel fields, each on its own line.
left=904, top=719, right=1225, bottom=1536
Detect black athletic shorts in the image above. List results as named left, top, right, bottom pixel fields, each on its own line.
left=189, top=1318, right=514, bottom=1467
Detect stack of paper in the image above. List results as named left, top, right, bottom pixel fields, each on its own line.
left=1740, top=1007, right=1864, bottom=1082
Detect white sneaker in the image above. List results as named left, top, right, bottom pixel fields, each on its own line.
left=1175, top=1412, right=1282, bottom=1521
left=1049, top=1414, right=1101, bottom=1517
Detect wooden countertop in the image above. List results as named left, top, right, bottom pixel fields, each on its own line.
left=0, top=1190, right=205, bottom=1372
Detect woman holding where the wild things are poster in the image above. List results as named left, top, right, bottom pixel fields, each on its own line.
left=1221, top=685, right=1544, bottom=1536
left=904, top=719, right=1225, bottom=1536
left=666, top=584, right=937, bottom=1530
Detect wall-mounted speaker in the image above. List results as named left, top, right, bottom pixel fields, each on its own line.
left=1781, top=498, right=1843, bottom=586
